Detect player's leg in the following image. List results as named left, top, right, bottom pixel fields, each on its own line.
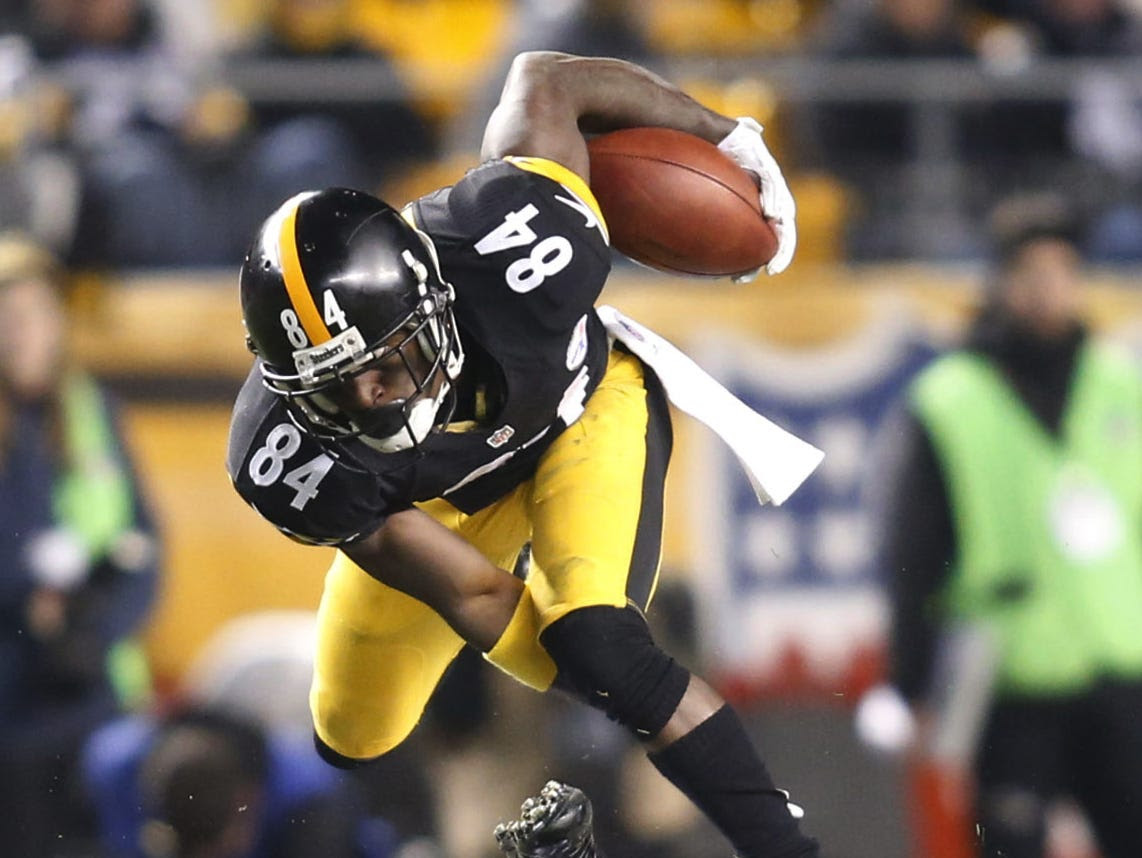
left=310, top=494, right=538, bottom=764
left=310, top=549, right=467, bottom=763
left=527, top=350, right=817, bottom=858
left=525, top=349, right=669, bottom=628
left=495, top=781, right=601, bottom=858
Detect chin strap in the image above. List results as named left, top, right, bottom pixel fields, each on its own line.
left=359, top=380, right=452, bottom=453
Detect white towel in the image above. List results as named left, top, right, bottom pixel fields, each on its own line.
left=596, top=305, right=824, bottom=506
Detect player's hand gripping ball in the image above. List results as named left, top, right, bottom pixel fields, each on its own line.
left=586, top=122, right=794, bottom=280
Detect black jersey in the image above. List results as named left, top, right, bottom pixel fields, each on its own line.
left=227, top=158, right=613, bottom=545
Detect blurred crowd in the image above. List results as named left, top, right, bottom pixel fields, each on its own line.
left=0, top=0, right=1139, bottom=269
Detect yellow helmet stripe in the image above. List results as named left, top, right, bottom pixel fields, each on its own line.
left=278, top=201, right=331, bottom=345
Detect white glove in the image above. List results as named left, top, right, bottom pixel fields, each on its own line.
left=25, top=527, right=89, bottom=591
left=717, top=117, right=797, bottom=278
left=854, top=684, right=918, bottom=756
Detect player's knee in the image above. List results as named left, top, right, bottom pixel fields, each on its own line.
left=540, top=605, right=690, bottom=737
left=310, top=711, right=411, bottom=767
left=313, top=732, right=393, bottom=770
left=311, top=682, right=419, bottom=764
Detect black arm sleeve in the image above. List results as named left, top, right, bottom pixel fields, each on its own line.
left=872, top=404, right=957, bottom=702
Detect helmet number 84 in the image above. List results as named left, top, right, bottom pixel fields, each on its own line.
left=248, top=423, right=334, bottom=511
left=474, top=204, right=573, bottom=293
left=280, top=291, right=348, bottom=349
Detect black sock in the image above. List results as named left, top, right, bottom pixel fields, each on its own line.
left=647, top=705, right=818, bottom=858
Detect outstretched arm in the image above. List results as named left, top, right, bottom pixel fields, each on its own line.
left=482, top=51, right=735, bottom=181
left=342, top=508, right=523, bottom=652
left=481, top=51, right=796, bottom=276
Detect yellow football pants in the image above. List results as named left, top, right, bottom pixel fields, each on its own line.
left=310, top=350, right=672, bottom=760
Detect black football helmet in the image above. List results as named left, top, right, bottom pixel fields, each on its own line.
left=240, top=188, right=464, bottom=451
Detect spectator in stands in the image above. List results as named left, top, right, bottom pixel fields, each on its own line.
left=26, top=0, right=192, bottom=150
left=977, top=0, right=1142, bottom=56
left=870, top=193, right=1142, bottom=858
left=0, top=232, right=161, bottom=857
left=973, top=0, right=1142, bottom=230
left=503, top=0, right=653, bottom=63
left=72, top=78, right=335, bottom=268
left=25, top=0, right=217, bottom=268
left=83, top=705, right=391, bottom=858
left=1070, top=70, right=1142, bottom=264
left=0, top=36, right=85, bottom=259
left=230, top=0, right=434, bottom=187
left=1000, top=0, right=1142, bottom=264
left=448, top=0, right=653, bottom=154
left=60, top=0, right=427, bottom=268
left=808, top=0, right=978, bottom=160
left=805, top=0, right=989, bottom=259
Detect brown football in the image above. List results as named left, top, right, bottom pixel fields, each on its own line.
left=586, top=127, right=778, bottom=277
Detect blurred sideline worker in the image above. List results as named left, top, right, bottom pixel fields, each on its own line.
left=83, top=705, right=391, bottom=858
left=872, top=193, right=1142, bottom=858
left=0, top=232, right=161, bottom=856
left=227, top=51, right=818, bottom=858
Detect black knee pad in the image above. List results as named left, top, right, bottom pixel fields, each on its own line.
left=540, top=605, right=691, bottom=738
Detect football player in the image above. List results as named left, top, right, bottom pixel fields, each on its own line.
left=228, top=51, right=815, bottom=858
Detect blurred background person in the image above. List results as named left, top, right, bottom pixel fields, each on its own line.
left=975, top=0, right=1142, bottom=265
left=446, top=0, right=653, bottom=159
left=83, top=704, right=392, bottom=858
left=22, top=0, right=220, bottom=268
left=0, top=232, right=161, bottom=857
left=802, top=0, right=1142, bottom=264
left=0, top=35, right=84, bottom=259
left=869, top=192, right=1142, bottom=858
left=803, top=0, right=990, bottom=260
left=177, top=610, right=448, bottom=858
left=227, top=0, right=435, bottom=188
left=975, top=0, right=1142, bottom=56
left=25, top=0, right=193, bottom=153
left=70, top=76, right=359, bottom=270
left=22, top=0, right=380, bottom=269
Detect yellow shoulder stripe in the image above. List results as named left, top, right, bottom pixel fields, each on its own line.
left=504, top=156, right=608, bottom=240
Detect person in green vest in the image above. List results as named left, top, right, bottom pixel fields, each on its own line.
left=0, top=232, right=161, bottom=857
left=870, top=192, right=1142, bottom=858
